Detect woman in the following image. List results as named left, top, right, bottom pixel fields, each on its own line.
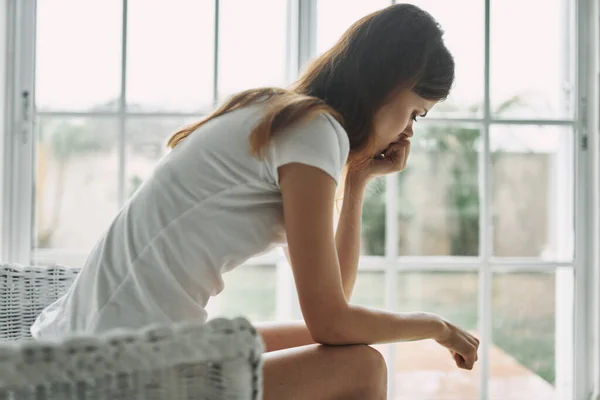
left=32, top=4, right=479, bottom=399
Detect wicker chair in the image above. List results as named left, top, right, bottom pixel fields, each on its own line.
left=0, top=264, right=264, bottom=399
left=0, top=263, right=80, bottom=340
left=0, top=317, right=264, bottom=399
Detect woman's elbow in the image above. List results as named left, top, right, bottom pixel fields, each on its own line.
left=306, top=313, right=352, bottom=346
left=310, top=329, right=341, bottom=345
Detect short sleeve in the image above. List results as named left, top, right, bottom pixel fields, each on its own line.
left=266, top=113, right=350, bottom=186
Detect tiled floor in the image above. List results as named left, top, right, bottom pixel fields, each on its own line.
left=374, top=339, right=557, bottom=400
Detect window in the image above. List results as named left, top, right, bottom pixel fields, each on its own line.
left=4, top=1, right=593, bottom=399
left=316, top=1, right=579, bottom=399
left=31, top=0, right=287, bottom=258
left=29, top=0, right=288, bottom=326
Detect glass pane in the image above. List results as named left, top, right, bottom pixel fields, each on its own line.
left=127, top=0, right=215, bottom=112
left=35, top=118, right=119, bottom=253
left=125, top=117, right=197, bottom=197
left=218, top=0, right=287, bottom=99
left=491, top=269, right=573, bottom=400
left=36, top=0, right=122, bottom=111
left=213, top=264, right=277, bottom=323
left=350, top=271, right=385, bottom=308
left=398, top=123, right=480, bottom=256
left=361, top=177, right=386, bottom=256
left=491, top=0, right=574, bottom=119
left=316, top=0, right=390, bottom=55
left=410, top=0, right=484, bottom=118
left=491, top=126, right=574, bottom=260
left=394, top=271, right=479, bottom=399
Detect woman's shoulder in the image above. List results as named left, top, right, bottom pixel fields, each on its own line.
left=268, top=111, right=349, bottom=186
left=280, top=111, right=349, bottom=156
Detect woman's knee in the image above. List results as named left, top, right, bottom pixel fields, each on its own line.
left=357, top=345, right=388, bottom=383
left=337, top=345, right=388, bottom=397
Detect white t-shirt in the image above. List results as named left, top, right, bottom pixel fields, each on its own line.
left=31, top=102, right=350, bottom=339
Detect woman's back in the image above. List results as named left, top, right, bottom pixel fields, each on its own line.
left=31, top=102, right=349, bottom=339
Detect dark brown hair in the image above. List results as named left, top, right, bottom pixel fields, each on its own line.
left=168, top=3, right=454, bottom=172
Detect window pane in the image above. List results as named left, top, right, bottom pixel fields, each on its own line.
left=361, top=177, right=386, bottom=256
left=36, top=0, right=122, bottom=111
left=410, top=0, right=484, bottom=118
left=491, top=269, right=573, bottom=400
left=213, top=264, right=277, bottom=323
left=491, top=126, right=574, bottom=260
left=394, top=271, right=479, bottom=399
left=127, top=0, right=215, bottom=112
left=491, top=0, right=574, bottom=119
left=316, top=0, right=390, bottom=55
left=350, top=271, right=385, bottom=308
left=35, top=118, right=119, bottom=253
left=126, top=117, right=198, bottom=197
left=218, top=0, right=287, bottom=99
left=398, top=124, right=480, bottom=256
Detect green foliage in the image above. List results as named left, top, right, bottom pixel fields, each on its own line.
left=493, top=315, right=556, bottom=384
left=46, top=120, right=111, bottom=163
left=425, top=125, right=480, bottom=256
left=361, top=177, right=386, bottom=256
left=360, top=124, right=481, bottom=257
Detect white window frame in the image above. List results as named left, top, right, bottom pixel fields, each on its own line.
left=1, top=0, right=598, bottom=399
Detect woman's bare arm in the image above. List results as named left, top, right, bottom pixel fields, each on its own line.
left=278, top=162, right=479, bottom=369
left=334, top=174, right=367, bottom=300
left=255, top=320, right=314, bottom=352
left=284, top=174, right=366, bottom=301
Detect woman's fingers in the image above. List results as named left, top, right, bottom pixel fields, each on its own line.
left=464, top=332, right=480, bottom=362
left=443, top=329, right=479, bottom=370
left=451, top=351, right=470, bottom=370
left=402, top=140, right=410, bottom=170
left=383, top=140, right=410, bottom=172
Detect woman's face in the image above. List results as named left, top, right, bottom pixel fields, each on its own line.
left=372, top=88, right=437, bottom=157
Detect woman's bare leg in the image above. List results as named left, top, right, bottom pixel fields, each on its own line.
left=263, top=344, right=387, bottom=400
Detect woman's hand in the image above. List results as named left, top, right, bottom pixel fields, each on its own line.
left=354, top=139, right=411, bottom=182
left=434, top=319, right=480, bottom=370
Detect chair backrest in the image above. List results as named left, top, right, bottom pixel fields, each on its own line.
left=0, top=264, right=80, bottom=340
left=0, top=317, right=264, bottom=400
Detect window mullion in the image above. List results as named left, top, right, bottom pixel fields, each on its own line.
left=382, top=3, right=401, bottom=397
left=5, top=0, right=36, bottom=264
left=297, top=0, right=316, bottom=72
left=212, top=0, right=220, bottom=104
left=573, top=0, right=597, bottom=398
left=589, top=0, right=600, bottom=393
left=478, top=0, right=492, bottom=398
left=118, top=0, right=128, bottom=208
left=384, top=173, right=398, bottom=398
left=285, top=0, right=299, bottom=83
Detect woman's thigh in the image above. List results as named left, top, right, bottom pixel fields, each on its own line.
left=262, top=344, right=387, bottom=400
